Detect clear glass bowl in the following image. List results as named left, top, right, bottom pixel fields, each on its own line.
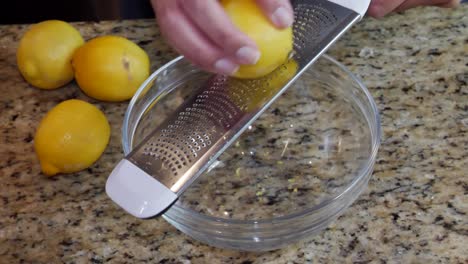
left=121, top=55, right=381, bottom=251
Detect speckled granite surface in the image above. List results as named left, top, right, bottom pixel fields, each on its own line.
left=1, top=5, right=467, bottom=263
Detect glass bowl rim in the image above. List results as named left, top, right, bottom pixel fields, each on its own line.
left=121, top=54, right=381, bottom=225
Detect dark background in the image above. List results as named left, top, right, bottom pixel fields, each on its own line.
left=0, top=0, right=155, bottom=24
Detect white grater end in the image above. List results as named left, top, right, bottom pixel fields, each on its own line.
left=106, top=159, right=177, bottom=218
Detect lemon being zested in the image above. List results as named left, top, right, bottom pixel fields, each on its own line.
left=16, top=20, right=84, bottom=89
left=34, top=99, right=111, bottom=176
left=221, top=0, right=293, bottom=79
left=227, top=59, right=298, bottom=112
left=72, top=35, right=150, bottom=102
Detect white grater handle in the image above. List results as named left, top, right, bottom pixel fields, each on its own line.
left=105, top=159, right=178, bottom=218
left=328, top=0, right=371, bottom=17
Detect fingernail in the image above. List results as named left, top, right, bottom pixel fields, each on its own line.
left=271, top=7, right=294, bottom=28
left=214, top=58, right=239, bottom=75
left=236, top=46, right=261, bottom=65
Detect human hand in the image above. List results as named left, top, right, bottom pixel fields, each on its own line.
left=368, top=0, right=461, bottom=18
left=151, top=0, right=294, bottom=75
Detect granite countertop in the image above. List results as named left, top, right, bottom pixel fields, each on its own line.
left=1, top=5, right=467, bottom=263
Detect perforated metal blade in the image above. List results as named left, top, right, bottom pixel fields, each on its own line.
left=106, top=0, right=371, bottom=219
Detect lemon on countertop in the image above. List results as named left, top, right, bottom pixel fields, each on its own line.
left=16, top=20, right=84, bottom=89
left=72, top=35, right=150, bottom=102
left=34, top=99, right=111, bottom=176
left=221, top=0, right=293, bottom=79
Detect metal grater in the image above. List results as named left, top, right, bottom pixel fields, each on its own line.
left=106, top=0, right=371, bottom=219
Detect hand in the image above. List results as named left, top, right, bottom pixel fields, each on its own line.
left=368, top=0, right=461, bottom=18
left=150, top=0, right=293, bottom=75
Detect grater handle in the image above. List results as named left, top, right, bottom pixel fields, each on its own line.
left=328, top=0, right=371, bottom=17
left=106, top=159, right=178, bottom=218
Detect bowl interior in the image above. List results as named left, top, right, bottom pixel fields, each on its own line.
left=126, top=55, right=376, bottom=221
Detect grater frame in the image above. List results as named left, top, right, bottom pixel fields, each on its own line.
left=106, top=0, right=371, bottom=219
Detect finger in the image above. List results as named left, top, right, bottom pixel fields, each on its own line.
left=154, top=0, right=239, bottom=75
left=180, top=0, right=260, bottom=65
left=255, top=0, right=294, bottom=28
left=436, top=0, right=461, bottom=8
left=438, top=0, right=463, bottom=8
left=395, top=0, right=460, bottom=12
left=439, top=0, right=463, bottom=8
left=367, top=0, right=406, bottom=18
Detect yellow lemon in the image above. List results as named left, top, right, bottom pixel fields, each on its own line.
left=72, top=35, right=150, bottom=102
left=221, top=0, right=293, bottom=79
left=227, top=59, right=298, bottom=112
left=16, top=20, right=84, bottom=89
left=34, top=99, right=111, bottom=176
